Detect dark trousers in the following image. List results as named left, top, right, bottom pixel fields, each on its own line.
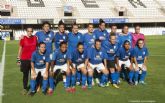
left=20, top=60, right=31, bottom=90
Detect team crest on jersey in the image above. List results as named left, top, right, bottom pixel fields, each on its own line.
left=143, top=52, right=145, bottom=55
left=48, top=34, right=51, bottom=37
left=78, top=36, right=80, bottom=39
left=103, top=33, right=106, bottom=36
left=81, top=54, right=84, bottom=58
left=93, top=35, right=96, bottom=39
left=63, top=54, right=66, bottom=58
left=114, top=46, right=116, bottom=49
left=43, top=56, right=45, bottom=60
left=63, top=36, right=66, bottom=39
left=128, top=52, right=130, bottom=55
left=99, top=52, right=102, bottom=55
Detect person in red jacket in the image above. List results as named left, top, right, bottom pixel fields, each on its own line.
left=17, top=26, right=37, bottom=95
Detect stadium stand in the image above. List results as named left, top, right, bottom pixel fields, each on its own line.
left=0, top=0, right=165, bottom=40
left=81, top=0, right=99, bottom=8
left=1, top=0, right=165, bottom=18
left=27, top=0, right=45, bottom=7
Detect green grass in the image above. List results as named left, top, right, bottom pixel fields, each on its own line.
left=1, top=35, right=165, bottom=103
left=0, top=41, right=4, bottom=59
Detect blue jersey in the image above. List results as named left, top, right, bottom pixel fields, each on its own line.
left=54, top=32, right=68, bottom=49
left=36, top=31, right=54, bottom=54
left=93, top=29, right=109, bottom=41
left=87, top=47, right=107, bottom=64
left=52, top=49, right=71, bottom=65
left=68, top=32, right=84, bottom=52
left=71, top=50, right=87, bottom=65
left=31, top=51, right=50, bottom=69
left=133, top=46, right=149, bottom=64
left=102, top=40, right=119, bottom=61
left=116, top=47, right=133, bottom=61
left=118, top=32, right=132, bottom=48
left=83, top=32, right=96, bottom=49
left=115, top=33, right=120, bottom=43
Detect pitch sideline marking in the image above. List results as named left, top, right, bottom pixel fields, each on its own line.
left=0, top=41, right=6, bottom=103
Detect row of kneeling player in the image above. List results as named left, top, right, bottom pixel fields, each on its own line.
left=28, top=37, right=148, bottom=96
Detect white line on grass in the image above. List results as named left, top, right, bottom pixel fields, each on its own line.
left=0, top=41, right=6, bottom=103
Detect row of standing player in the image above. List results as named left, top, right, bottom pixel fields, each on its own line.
left=17, top=20, right=148, bottom=96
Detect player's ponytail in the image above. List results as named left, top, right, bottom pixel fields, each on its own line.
left=77, top=42, right=84, bottom=48
left=60, top=41, right=67, bottom=47
left=123, top=40, right=130, bottom=47
left=99, top=19, right=105, bottom=25
left=136, top=39, right=144, bottom=47
left=72, top=22, right=77, bottom=29
left=58, top=20, right=65, bottom=27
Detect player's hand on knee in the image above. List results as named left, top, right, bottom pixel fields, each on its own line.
left=129, top=64, right=133, bottom=70
left=31, top=73, right=36, bottom=80
left=134, top=65, right=139, bottom=71
left=116, top=65, right=121, bottom=72
left=31, top=71, right=36, bottom=79
left=44, top=71, right=48, bottom=79
left=49, top=71, right=54, bottom=77
left=43, top=75, right=48, bottom=80
left=142, top=64, right=147, bottom=71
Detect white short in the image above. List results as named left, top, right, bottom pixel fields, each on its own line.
left=53, top=63, right=68, bottom=72
left=119, top=60, right=131, bottom=68
left=32, top=68, right=46, bottom=77
left=88, top=63, right=105, bottom=73
left=73, top=63, right=85, bottom=71
left=133, top=64, right=147, bottom=71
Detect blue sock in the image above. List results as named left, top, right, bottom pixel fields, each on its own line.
left=104, top=74, right=108, bottom=84
left=42, top=79, right=48, bottom=92
left=88, top=76, right=92, bottom=86
left=140, top=71, right=147, bottom=81
left=30, top=80, right=36, bottom=92
left=82, top=74, right=87, bottom=86
left=66, top=75, right=71, bottom=88
left=111, top=72, right=116, bottom=84
left=101, top=74, right=108, bottom=85
left=71, top=74, right=76, bottom=87
left=76, top=71, right=81, bottom=82
left=129, top=70, right=134, bottom=82
left=134, top=71, right=139, bottom=81
left=49, top=77, right=54, bottom=90
left=115, top=72, right=120, bottom=83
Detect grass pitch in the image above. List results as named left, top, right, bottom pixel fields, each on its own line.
left=1, top=35, right=165, bottom=103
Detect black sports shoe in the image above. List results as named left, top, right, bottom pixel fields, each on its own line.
left=28, top=91, right=35, bottom=96
left=129, top=81, right=134, bottom=86
left=42, top=91, right=47, bottom=95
